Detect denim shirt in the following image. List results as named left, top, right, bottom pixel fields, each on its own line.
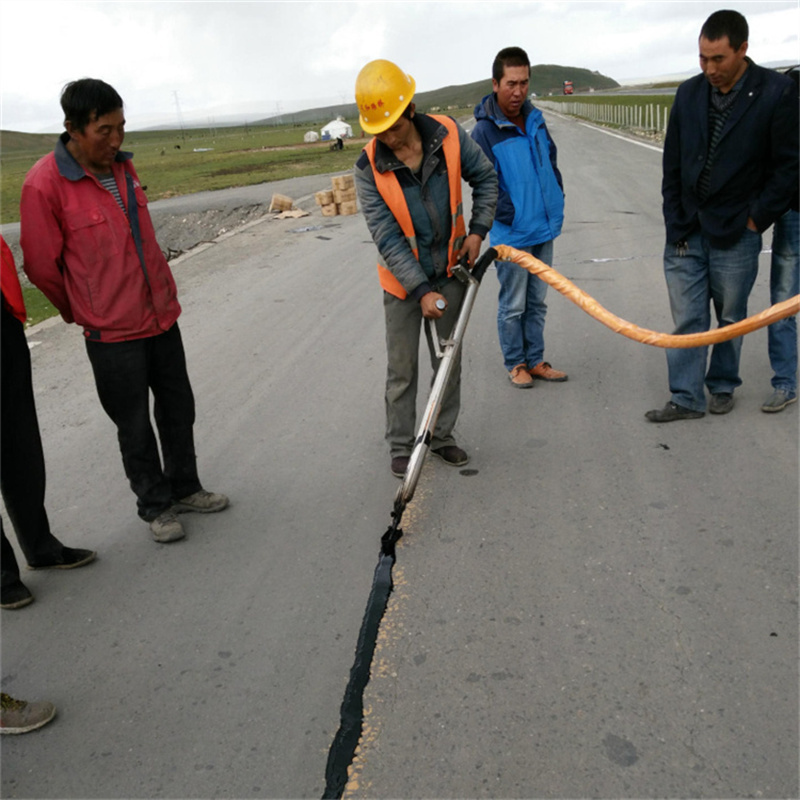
left=355, top=113, right=497, bottom=300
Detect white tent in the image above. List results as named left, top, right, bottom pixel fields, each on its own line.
left=303, top=130, right=320, bottom=143
left=321, top=119, right=353, bottom=141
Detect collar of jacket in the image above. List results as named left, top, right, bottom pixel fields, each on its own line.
left=55, top=131, right=133, bottom=181
left=372, top=113, right=450, bottom=173
left=478, top=92, right=535, bottom=130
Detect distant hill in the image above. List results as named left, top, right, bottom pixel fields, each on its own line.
left=0, top=129, right=58, bottom=155
left=0, top=64, right=619, bottom=136
left=251, top=64, right=619, bottom=127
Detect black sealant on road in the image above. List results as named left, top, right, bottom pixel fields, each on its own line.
left=322, top=514, right=403, bottom=799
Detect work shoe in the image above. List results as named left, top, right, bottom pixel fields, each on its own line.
left=149, top=512, right=185, bottom=543
left=0, top=693, right=56, bottom=734
left=761, top=389, right=797, bottom=413
left=172, top=490, right=229, bottom=514
left=529, top=361, right=568, bottom=382
left=645, top=402, right=705, bottom=422
left=1, top=580, right=34, bottom=610
left=508, top=364, right=535, bottom=388
left=708, top=393, right=734, bottom=415
left=27, top=547, right=96, bottom=571
left=391, top=456, right=410, bottom=479
left=432, top=445, right=470, bottom=467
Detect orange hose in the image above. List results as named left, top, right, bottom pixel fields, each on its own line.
left=494, top=245, right=800, bottom=349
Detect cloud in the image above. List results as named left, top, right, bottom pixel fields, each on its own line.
left=1, top=0, right=797, bottom=133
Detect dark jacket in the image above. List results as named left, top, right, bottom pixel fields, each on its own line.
left=662, top=59, right=799, bottom=248
left=472, top=94, right=564, bottom=248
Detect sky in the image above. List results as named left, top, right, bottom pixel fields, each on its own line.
left=1, top=0, right=798, bottom=133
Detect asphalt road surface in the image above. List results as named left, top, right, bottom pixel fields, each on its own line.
left=2, top=113, right=797, bottom=800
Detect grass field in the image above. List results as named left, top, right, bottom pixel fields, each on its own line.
left=544, top=93, right=674, bottom=113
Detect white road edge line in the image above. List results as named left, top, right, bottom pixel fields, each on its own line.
left=578, top=121, right=663, bottom=153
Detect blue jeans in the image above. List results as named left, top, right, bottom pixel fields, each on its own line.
left=495, top=241, right=553, bottom=371
left=663, top=229, right=762, bottom=411
left=768, top=209, right=799, bottom=392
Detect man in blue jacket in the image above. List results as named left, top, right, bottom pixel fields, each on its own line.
left=646, top=10, right=799, bottom=422
left=472, top=47, right=568, bottom=389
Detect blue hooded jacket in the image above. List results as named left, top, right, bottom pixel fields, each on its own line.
left=472, top=93, right=564, bottom=249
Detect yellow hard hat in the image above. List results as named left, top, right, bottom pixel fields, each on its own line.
left=355, top=59, right=416, bottom=134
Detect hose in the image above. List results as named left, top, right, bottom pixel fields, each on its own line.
left=494, top=244, right=800, bottom=349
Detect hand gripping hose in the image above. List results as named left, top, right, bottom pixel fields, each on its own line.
left=494, top=244, right=800, bottom=349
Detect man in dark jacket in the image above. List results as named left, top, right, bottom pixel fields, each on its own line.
left=21, top=79, right=228, bottom=541
left=1, top=237, right=96, bottom=609
left=472, top=47, right=568, bottom=389
left=647, top=10, right=799, bottom=422
left=761, top=65, right=799, bottom=414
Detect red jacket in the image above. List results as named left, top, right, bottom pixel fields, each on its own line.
left=20, top=133, right=180, bottom=342
left=1, top=236, right=26, bottom=323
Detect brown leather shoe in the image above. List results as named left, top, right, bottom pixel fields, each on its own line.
left=529, top=361, right=568, bottom=382
left=508, top=363, right=535, bottom=388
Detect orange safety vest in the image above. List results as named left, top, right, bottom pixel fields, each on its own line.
left=364, top=115, right=466, bottom=299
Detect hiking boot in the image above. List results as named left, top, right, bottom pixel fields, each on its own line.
left=645, top=402, right=705, bottom=422
left=508, top=363, right=535, bottom=388
left=172, top=490, right=229, bottom=514
left=761, top=389, right=797, bottom=413
left=1, top=580, right=34, bottom=610
left=0, top=693, right=56, bottom=734
left=391, top=456, right=410, bottom=479
left=27, top=547, right=96, bottom=571
left=432, top=445, right=470, bottom=467
left=529, top=361, right=568, bottom=381
left=149, top=511, right=185, bottom=543
left=708, top=393, right=734, bottom=415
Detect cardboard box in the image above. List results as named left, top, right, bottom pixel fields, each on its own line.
left=333, top=188, right=356, bottom=204
left=269, top=193, right=293, bottom=212
left=320, top=203, right=339, bottom=217
left=315, top=190, right=334, bottom=206
left=331, top=174, right=355, bottom=191
left=337, top=201, right=358, bottom=216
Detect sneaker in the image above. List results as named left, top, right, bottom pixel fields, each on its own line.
left=27, top=547, right=97, bottom=571
left=172, top=490, right=229, bottom=514
left=708, top=393, right=735, bottom=415
left=1, top=580, right=34, bottom=610
left=645, top=402, right=705, bottom=422
left=431, top=445, right=470, bottom=467
left=529, top=361, right=568, bottom=382
left=0, top=693, right=56, bottom=734
left=149, top=511, right=185, bottom=543
left=508, top=364, right=535, bottom=388
left=761, top=389, right=797, bottom=413
left=391, top=456, right=410, bottom=478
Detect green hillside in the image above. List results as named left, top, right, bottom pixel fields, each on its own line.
left=253, top=64, right=619, bottom=126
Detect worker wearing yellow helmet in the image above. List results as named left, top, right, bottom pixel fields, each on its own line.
left=353, top=59, right=498, bottom=479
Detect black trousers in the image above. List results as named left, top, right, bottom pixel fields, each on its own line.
left=85, top=323, right=202, bottom=521
left=1, top=307, right=64, bottom=586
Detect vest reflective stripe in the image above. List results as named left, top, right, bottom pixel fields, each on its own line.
left=365, top=115, right=466, bottom=299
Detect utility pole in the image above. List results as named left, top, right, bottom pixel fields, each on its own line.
left=173, top=90, right=186, bottom=142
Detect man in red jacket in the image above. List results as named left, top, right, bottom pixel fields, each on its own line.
left=1, top=237, right=96, bottom=608
left=21, top=79, right=228, bottom=543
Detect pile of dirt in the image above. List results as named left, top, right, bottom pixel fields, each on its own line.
left=151, top=204, right=269, bottom=261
